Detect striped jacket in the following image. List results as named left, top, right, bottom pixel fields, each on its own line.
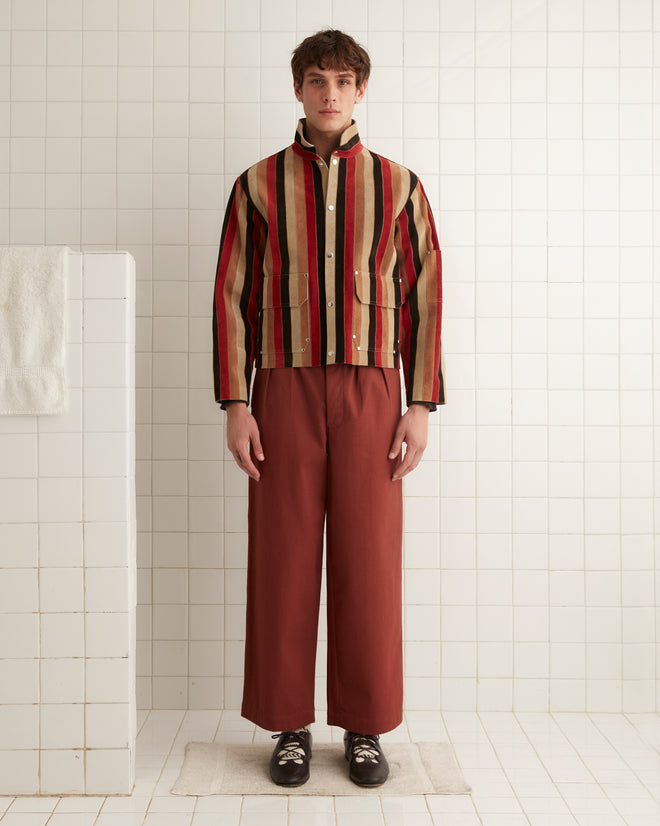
left=213, top=119, right=445, bottom=409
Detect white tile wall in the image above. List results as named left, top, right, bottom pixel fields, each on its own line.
left=1, top=0, right=658, bottom=737
left=0, top=251, right=136, bottom=794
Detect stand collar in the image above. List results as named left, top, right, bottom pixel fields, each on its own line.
left=292, top=118, right=363, bottom=160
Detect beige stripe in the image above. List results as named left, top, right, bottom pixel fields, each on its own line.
left=251, top=162, right=272, bottom=277
left=354, top=151, right=375, bottom=352
left=324, top=157, right=337, bottom=359
left=223, top=187, right=251, bottom=398
left=283, top=149, right=304, bottom=355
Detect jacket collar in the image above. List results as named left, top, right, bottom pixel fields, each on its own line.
left=292, top=118, right=363, bottom=160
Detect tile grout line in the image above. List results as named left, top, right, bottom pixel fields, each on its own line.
left=587, top=711, right=660, bottom=815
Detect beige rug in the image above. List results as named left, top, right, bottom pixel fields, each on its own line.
left=171, top=741, right=471, bottom=796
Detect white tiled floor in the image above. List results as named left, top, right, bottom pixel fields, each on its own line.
left=1, top=711, right=659, bottom=825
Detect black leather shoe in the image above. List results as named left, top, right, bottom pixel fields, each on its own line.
left=344, top=731, right=389, bottom=787
left=269, top=728, right=312, bottom=786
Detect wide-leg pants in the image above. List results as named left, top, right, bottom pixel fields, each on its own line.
left=241, top=364, right=404, bottom=734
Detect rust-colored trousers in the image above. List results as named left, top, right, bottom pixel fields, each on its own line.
left=242, top=364, right=404, bottom=734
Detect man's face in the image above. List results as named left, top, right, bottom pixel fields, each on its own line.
left=294, top=66, right=366, bottom=139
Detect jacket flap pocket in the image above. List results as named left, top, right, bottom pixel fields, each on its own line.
left=261, top=274, right=309, bottom=309
left=354, top=271, right=402, bottom=308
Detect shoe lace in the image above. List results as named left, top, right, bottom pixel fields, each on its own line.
left=272, top=730, right=307, bottom=765
left=349, top=733, right=381, bottom=763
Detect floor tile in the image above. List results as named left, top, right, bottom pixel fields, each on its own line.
left=192, top=796, right=243, bottom=813
left=238, top=813, right=288, bottom=826
left=240, top=795, right=288, bottom=813
left=383, top=812, right=433, bottom=826
left=430, top=816, right=481, bottom=826
left=334, top=797, right=383, bottom=812
left=46, top=815, right=97, bottom=826
left=381, top=796, right=430, bottom=813
left=3, top=800, right=59, bottom=813
left=95, top=815, right=146, bottom=826
left=2, top=711, right=656, bottom=826
left=0, top=816, right=51, bottom=826
left=287, top=796, right=335, bottom=812
left=52, top=797, right=105, bottom=813
left=191, top=814, right=242, bottom=826
left=142, top=813, right=195, bottom=826
left=288, top=814, right=335, bottom=826
left=335, top=814, right=385, bottom=826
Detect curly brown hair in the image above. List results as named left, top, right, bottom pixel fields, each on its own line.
left=291, top=29, right=371, bottom=89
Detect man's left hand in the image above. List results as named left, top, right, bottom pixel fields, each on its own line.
left=388, top=404, right=430, bottom=481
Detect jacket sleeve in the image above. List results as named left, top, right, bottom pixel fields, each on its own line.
left=212, top=176, right=266, bottom=408
left=395, top=177, right=446, bottom=409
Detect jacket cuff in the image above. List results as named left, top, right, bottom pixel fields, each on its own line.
left=408, top=401, right=437, bottom=413
left=219, top=399, right=248, bottom=411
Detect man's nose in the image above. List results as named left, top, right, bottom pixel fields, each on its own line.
left=324, top=86, right=337, bottom=101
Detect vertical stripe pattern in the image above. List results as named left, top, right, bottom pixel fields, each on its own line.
left=213, top=119, right=445, bottom=409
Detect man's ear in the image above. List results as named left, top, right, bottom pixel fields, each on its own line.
left=293, top=81, right=303, bottom=102
left=355, top=82, right=367, bottom=103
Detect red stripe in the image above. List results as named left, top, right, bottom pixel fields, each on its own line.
left=374, top=160, right=394, bottom=354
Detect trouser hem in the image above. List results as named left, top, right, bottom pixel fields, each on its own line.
left=241, top=705, right=316, bottom=733
left=326, top=709, right=403, bottom=736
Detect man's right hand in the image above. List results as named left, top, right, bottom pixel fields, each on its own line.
left=225, top=401, right=264, bottom=481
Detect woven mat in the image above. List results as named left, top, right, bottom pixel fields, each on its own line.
left=171, top=741, right=471, bottom=796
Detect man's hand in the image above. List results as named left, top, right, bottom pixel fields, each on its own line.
left=388, top=404, right=430, bottom=481
left=226, top=402, right=264, bottom=481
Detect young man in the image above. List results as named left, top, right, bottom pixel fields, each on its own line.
left=213, top=29, right=445, bottom=788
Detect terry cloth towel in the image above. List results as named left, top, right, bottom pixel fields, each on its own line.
left=170, top=741, right=472, bottom=796
left=0, top=246, right=69, bottom=415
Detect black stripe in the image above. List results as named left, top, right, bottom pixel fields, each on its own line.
left=334, top=159, right=347, bottom=362
left=239, top=176, right=262, bottom=396
left=366, top=155, right=384, bottom=365
left=393, top=259, right=401, bottom=361
left=437, top=341, right=445, bottom=405
left=312, top=160, right=327, bottom=362
left=339, top=132, right=361, bottom=152
left=403, top=196, right=421, bottom=401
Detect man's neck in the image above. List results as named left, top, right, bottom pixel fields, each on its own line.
left=304, top=121, right=351, bottom=165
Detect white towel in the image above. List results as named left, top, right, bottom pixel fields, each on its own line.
left=0, top=245, right=69, bottom=415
